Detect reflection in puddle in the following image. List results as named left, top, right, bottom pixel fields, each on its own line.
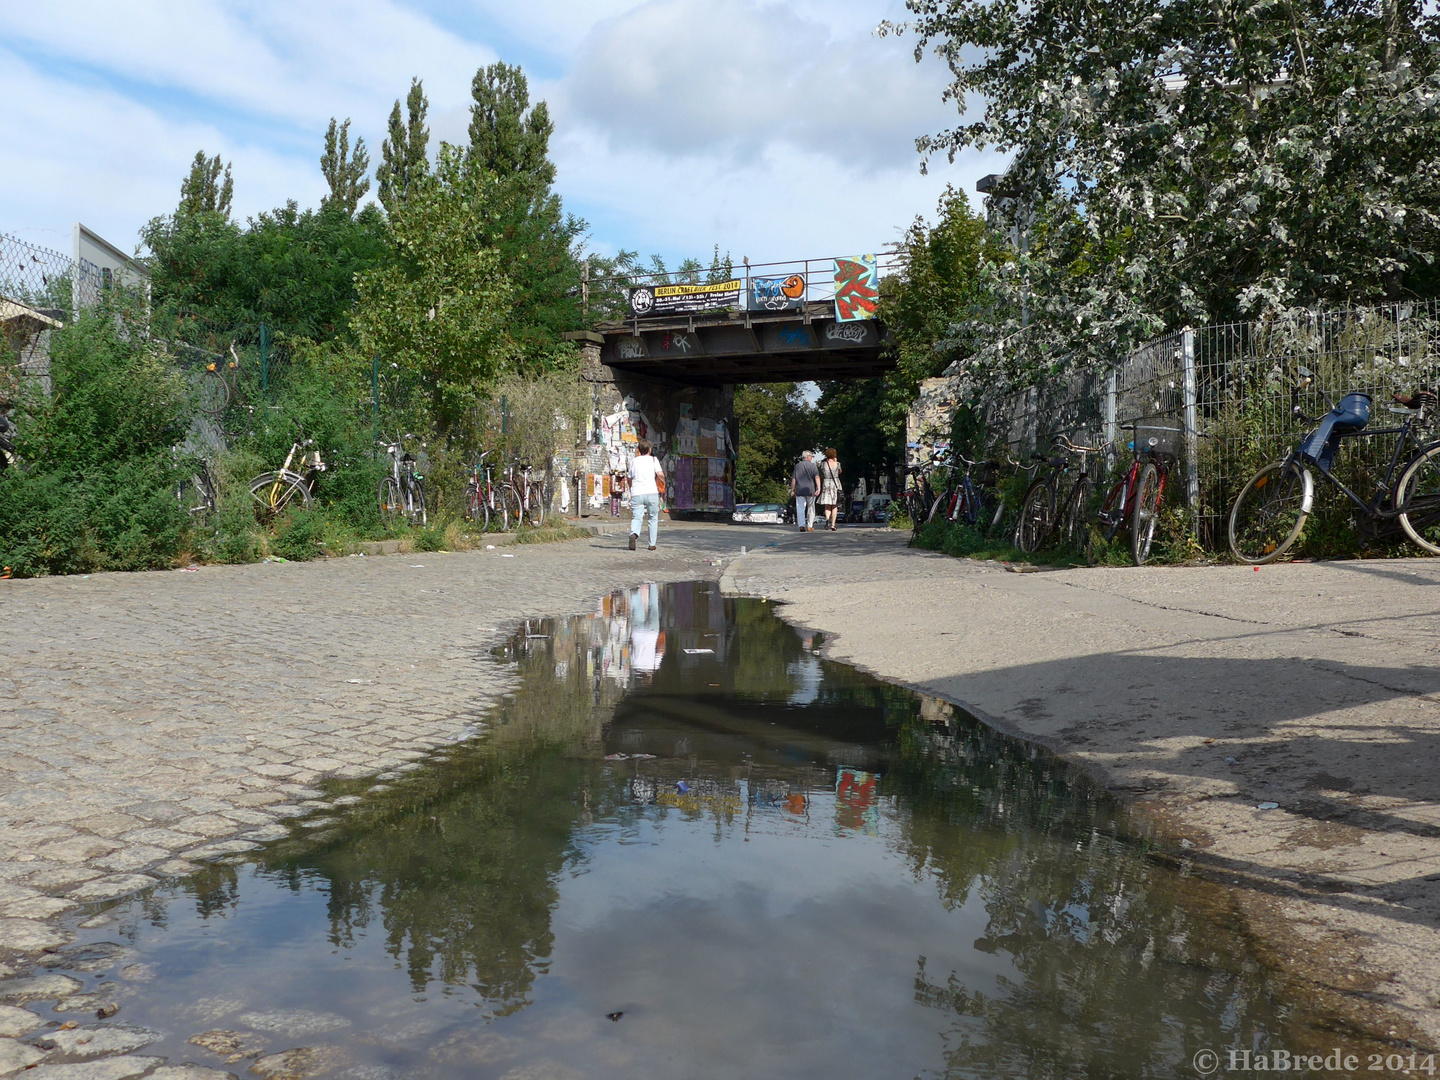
left=42, top=582, right=1306, bottom=1079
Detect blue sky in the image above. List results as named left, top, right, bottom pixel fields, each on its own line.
left=1, top=0, right=1007, bottom=266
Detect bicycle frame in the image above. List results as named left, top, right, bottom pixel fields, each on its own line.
left=1286, top=419, right=1419, bottom=523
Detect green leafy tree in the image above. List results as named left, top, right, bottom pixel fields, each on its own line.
left=887, top=0, right=1440, bottom=376
left=465, top=62, right=584, bottom=369
left=377, top=78, right=431, bottom=212
left=734, top=383, right=814, bottom=502
left=178, top=151, right=233, bottom=219
left=353, top=145, right=516, bottom=433
left=320, top=118, right=371, bottom=217
left=468, top=62, right=555, bottom=191
left=142, top=199, right=388, bottom=342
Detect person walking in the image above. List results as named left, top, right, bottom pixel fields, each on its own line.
left=790, top=449, right=820, bottom=532
left=628, top=440, right=664, bottom=551
left=817, top=447, right=843, bottom=531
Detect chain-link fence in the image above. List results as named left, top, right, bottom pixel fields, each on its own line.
left=918, top=300, right=1440, bottom=550
left=0, top=231, right=111, bottom=313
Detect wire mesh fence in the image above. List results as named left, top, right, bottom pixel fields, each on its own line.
left=0, top=231, right=110, bottom=314
left=923, top=300, right=1440, bottom=552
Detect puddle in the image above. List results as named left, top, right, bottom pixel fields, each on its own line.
left=33, top=582, right=1312, bottom=1078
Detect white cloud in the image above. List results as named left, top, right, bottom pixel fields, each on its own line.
left=556, top=0, right=958, bottom=170
left=1, top=0, right=1002, bottom=268
left=0, top=0, right=489, bottom=132
left=0, top=46, right=318, bottom=255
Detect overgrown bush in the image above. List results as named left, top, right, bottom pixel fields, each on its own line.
left=0, top=298, right=196, bottom=576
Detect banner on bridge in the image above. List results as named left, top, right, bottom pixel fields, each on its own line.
left=628, top=279, right=743, bottom=318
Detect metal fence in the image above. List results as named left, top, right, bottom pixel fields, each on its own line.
left=0, top=231, right=110, bottom=314
left=944, top=300, right=1440, bottom=547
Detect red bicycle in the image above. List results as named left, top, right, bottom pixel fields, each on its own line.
left=1094, top=420, right=1185, bottom=565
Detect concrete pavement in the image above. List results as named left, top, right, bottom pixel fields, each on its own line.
left=723, top=528, right=1440, bottom=1050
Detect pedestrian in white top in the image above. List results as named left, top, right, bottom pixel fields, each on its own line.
left=628, top=440, right=664, bottom=551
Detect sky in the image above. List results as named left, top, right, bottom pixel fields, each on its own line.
left=0, top=0, right=1007, bottom=268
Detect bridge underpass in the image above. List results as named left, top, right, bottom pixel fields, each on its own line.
left=564, top=255, right=896, bottom=519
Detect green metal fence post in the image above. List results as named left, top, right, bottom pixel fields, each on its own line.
left=259, top=323, right=269, bottom=398
left=372, top=354, right=380, bottom=449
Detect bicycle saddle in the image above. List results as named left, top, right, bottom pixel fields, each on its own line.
left=1393, top=390, right=1439, bottom=410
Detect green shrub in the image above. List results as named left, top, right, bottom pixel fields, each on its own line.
left=0, top=298, right=196, bottom=576
left=270, top=507, right=326, bottom=561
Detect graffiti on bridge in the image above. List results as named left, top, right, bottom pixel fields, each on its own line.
left=834, top=256, right=879, bottom=323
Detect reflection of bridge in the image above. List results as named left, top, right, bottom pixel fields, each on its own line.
left=590, top=254, right=897, bottom=387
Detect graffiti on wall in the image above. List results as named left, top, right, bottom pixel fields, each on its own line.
left=750, top=274, right=805, bottom=312
left=833, top=256, right=879, bottom=322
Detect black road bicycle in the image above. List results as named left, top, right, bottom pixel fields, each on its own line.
left=1014, top=436, right=1102, bottom=555
left=1228, top=367, right=1440, bottom=563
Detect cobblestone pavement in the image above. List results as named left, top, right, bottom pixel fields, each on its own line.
left=0, top=523, right=779, bottom=965
left=724, top=529, right=1440, bottom=1049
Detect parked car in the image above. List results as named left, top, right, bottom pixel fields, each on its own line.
left=732, top=502, right=792, bottom=525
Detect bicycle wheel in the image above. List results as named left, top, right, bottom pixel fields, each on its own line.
left=1061, top=476, right=1093, bottom=555
left=503, top=485, right=523, bottom=531
left=197, top=370, right=229, bottom=417
left=957, top=481, right=979, bottom=526
left=526, top=482, right=545, bottom=527
left=1397, top=442, right=1440, bottom=554
left=464, top=482, right=481, bottom=522
left=1014, top=480, right=1055, bottom=552
left=378, top=476, right=404, bottom=528
left=1130, top=464, right=1162, bottom=566
left=250, top=471, right=310, bottom=518
left=1228, top=460, right=1313, bottom=564
left=412, top=480, right=428, bottom=526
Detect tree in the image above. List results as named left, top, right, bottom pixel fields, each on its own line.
left=377, top=78, right=431, bottom=212
left=468, top=62, right=555, bottom=192
left=178, top=151, right=233, bottom=219
left=320, top=118, right=371, bottom=217
left=353, top=145, right=516, bottom=432
left=887, top=0, right=1440, bottom=377
left=461, top=62, right=584, bottom=370
left=142, top=199, right=388, bottom=342
left=734, top=383, right=814, bottom=502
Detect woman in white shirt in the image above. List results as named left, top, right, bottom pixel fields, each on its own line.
left=627, top=440, right=665, bottom=550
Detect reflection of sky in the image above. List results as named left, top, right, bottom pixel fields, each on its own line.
left=541, top=796, right=1012, bottom=1079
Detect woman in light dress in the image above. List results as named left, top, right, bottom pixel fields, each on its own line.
left=817, top=447, right=843, bottom=531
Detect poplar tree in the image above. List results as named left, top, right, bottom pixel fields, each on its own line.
left=377, top=78, right=431, bottom=212
left=467, top=63, right=555, bottom=192
left=178, top=151, right=233, bottom=219
left=320, top=118, right=371, bottom=218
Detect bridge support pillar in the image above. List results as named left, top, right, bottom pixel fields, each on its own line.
left=564, top=331, right=736, bottom=521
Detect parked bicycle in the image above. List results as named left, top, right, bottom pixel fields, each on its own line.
left=197, top=344, right=243, bottom=418
left=504, top=461, right=546, bottom=528
left=379, top=435, right=428, bottom=527
left=178, top=458, right=217, bottom=521
left=464, top=449, right=508, bottom=530
left=250, top=437, right=326, bottom=518
left=1091, top=420, right=1191, bottom=566
left=903, top=456, right=947, bottom=538
left=1014, top=436, right=1101, bottom=555
left=928, top=453, right=1002, bottom=529
left=1228, top=367, right=1440, bottom=563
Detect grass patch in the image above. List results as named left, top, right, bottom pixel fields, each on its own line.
left=511, top=524, right=592, bottom=545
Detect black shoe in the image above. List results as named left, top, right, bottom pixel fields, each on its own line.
left=628, top=533, right=637, bottom=550
left=648, top=545, right=656, bottom=551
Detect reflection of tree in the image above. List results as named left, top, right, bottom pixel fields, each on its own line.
left=254, top=622, right=612, bottom=1014
left=888, top=706, right=1295, bottom=1078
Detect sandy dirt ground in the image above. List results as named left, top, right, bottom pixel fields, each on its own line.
left=723, top=528, right=1440, bottom=1051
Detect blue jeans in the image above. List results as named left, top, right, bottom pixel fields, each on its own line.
left=631, top=493, right=660, bottom=547
left=795, top=495, right=816, bottom=529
